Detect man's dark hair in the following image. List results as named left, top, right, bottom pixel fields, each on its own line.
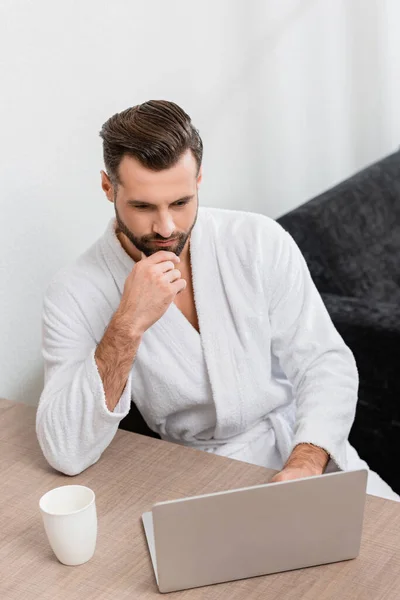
left=99, top=100, right=203, bottom=185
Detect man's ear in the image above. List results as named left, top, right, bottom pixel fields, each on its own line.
left=196, top=166, right=203, bottom=188
left=100, top=170, right=115, bottom=203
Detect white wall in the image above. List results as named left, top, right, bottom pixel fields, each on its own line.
left=1, top=0, right=399, bottom=405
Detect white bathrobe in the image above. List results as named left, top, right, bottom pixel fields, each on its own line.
left=36, top=207, right=398, bottom=500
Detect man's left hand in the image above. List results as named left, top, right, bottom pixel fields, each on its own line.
left=270, top=465, right=321, bottom=483
left=270, top=443, right=330, bottom=484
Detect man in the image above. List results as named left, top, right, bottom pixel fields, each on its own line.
left=36, top=100, right=398, bottom=500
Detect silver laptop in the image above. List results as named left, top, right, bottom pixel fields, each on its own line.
left=142, top=469, right=368, bottom=593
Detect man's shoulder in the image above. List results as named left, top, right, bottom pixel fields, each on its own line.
left=199, top=206, right=288, bottom=247
left=44, top=236, right=109, bottom=311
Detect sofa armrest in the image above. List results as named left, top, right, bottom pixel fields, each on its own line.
left=321, top=293, right=400, bottom=492
left=321, top=293, right=400, bottom=335
left=321, top=293, right=400, bottom=403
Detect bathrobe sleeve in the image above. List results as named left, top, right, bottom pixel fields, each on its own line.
left=36, top=282, right=132, bottom=476
left=266, top=227, right=358, bottom=469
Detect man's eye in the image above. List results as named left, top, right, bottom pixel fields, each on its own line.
left=174, top=201, right=188, bottom=207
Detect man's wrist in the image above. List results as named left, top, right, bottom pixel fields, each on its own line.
left=285, top=443, right=330, bottom=475
left=113, top=308, right=145, bottom=340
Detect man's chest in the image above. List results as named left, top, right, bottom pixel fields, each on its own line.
left=173, top=269, right=200, bottom=334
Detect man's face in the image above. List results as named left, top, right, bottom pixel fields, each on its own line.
left=102, top=149, right=201, bottom=258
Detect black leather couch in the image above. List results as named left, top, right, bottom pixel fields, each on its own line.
left=277, top=150, right=400, bottom=493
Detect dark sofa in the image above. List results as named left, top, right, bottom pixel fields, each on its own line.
left=277, top=150, right=400, bottom=493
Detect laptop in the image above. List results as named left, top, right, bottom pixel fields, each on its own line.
left=142, top=469, right=368, bottom=593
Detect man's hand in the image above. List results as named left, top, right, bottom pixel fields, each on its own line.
left=270, top=443, right=329, bottom=483
left=95, top=250, right=186, bottom=412
left=118, top=251, right=186, bottom=336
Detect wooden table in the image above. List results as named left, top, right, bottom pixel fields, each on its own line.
left=0, top=398, right=399, bottom=600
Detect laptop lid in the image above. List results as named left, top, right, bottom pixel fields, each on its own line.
left=148, top=469, right=367, bottom=593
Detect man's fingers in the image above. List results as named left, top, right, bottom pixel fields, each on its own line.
left=270, top=472, right=285, bottom=483
left=145, top=251, right=180, bottom=265
left=172, top=278, right=187, bottom=295
left=155, top=261, right=177, bottom=274
left=270, top=472, right=293, bottom=483
left=270, top=466, right=319, bottom=484
left=165, top=269, right=182, bottom=283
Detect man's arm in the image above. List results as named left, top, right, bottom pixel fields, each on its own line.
left=36, top=287, right=134, bottom=477
left=95, top=250, right=186, bottom=411
left=94, top=310, right=142, bottom=412
left=265, top=227, right=358, bottom=477
left=36, top=251, right=185, bottom=476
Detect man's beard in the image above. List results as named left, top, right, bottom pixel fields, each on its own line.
left=114, top=199, right=198, bottom=258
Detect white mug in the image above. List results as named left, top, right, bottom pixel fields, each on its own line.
left=39, top=485, right=97, bottom=566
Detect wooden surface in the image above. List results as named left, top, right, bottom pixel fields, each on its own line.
left=0, top=398, right=399, bottom=600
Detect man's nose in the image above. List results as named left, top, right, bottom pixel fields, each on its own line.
left=153, top=212, right=175, bottom=239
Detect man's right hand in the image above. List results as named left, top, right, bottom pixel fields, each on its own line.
left=117, top=251, right=186, bottom=336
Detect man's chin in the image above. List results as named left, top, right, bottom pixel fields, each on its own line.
left=145, top=243, right=179, bottom=256
left=145, top=240, right=186, bottom=257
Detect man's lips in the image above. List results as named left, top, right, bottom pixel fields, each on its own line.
left=151, top=239, right=178, bottom=245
